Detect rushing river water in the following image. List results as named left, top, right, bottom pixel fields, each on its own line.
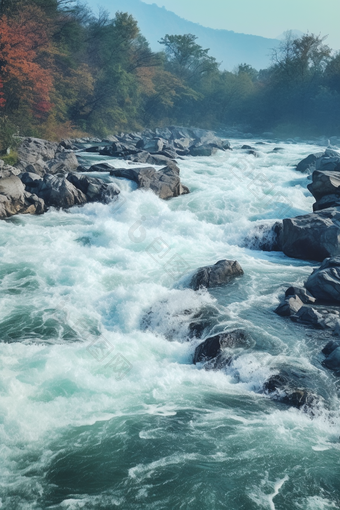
left=0, top=140, right=340, bottom=510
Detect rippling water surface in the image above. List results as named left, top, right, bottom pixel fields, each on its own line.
left=1, top=140, right=339, bottom=509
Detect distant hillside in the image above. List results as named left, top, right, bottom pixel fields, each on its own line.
left=87, top=0, right=280, bottom=71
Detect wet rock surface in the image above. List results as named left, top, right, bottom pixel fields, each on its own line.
left=189, top=260, right=244, bottom=291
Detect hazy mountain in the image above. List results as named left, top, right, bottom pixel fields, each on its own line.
left=87, top=0, right=280, bottom=70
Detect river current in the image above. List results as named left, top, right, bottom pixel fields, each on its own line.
left=0, top=140, right=339, bottom=509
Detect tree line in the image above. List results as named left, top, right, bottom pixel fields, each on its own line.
left=0, top=0, right=340, bottom=147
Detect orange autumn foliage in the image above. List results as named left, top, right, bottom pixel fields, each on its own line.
left=0, top=6, right=54, bottom=116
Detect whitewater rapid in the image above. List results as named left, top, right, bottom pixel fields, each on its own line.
left=0, top=140, right=339, bottom=509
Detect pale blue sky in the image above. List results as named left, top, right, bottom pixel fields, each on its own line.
left=141, top=0, right=340, bottom=50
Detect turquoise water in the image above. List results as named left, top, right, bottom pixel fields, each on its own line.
left=0, top=141, right=339, bottom=509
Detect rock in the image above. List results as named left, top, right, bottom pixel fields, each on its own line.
left=322, top=340, right=340, bottom=356
left=285, top=286, right=316, bottom=304
left=0, top=175, right=43, bottom=218
left=45, top=152, right=78, bottom=174
left=305, top=257, right=340, bottom=303
left=296, top=149, right=340, bottom=173
left=17, top=137, right=59, bottom=166
left=0, top=165, right=21, bottom=179
left=274, top=295, right=303, bottom=317
left=307, top=171, right=340, bottom=201
left=322, top=346, right=340, bottom=373
left=189, top=144, right=218, bottom=157
left=17, top=137, right=78, bottom=176
left=190, top=259, right=244, bottom=291
left=282, top=208, right=340, bottom=261
left=34, top=175, right=87, bottom=209
left=313, top=194, right=340, bottom=212
left=23, top=192, right=45, bottom=214
left=193, top=329, right=255, bottom=368
left=246, top=150, right=258, bottom=157
left=290, top=306, right=325, bottom=328
left=241, top=145, right=253, bottom=150
left=87, top=163, right=114, bottom=172
left=263, top=369, right=319, bottom=409
left=136, top=137, right=165, bottom=153
left=59, top=139, right=80, bottom=151
left=66, top=174, right=120, bottom=204
left=0, top=175, right=26, bottom=218
left=244, top=221, right=283, bottom=251
left=110, top=163, right=189, bottom=199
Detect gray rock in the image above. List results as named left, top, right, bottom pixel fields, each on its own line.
left=36, top=175, right=87, bottom=209
left=305, top=257, right=340, bottom=303
left=296, top=149, right=340, bottom=173
left=263, top=369, right=319, bottom=409
left=291, top=306, right=325, bottom=327
left=87, top=163, right=113, bottom=172
left=244, top=221, right=283, bottom=251
left=193, top=329, right=255, bottom=367
left=110, top=163, right=189, bottom=199
left=322, top=346, right=340, bottom=373
left=190, top=259, right=244, bottom=291
left=313, top=194, right=340, bottom=212
left=189, top=144, right=218, bottom=157
left=307, top=170, right=340, bottom=201
left=0, top=175, right=26, bottom=218
left=66, top=174, right=120, bottom=204
left=285, top=286, right=316, bottom=304
left=0, top=165, right=21, bottom=179
left=282, top=208, right=340, bottom=261
left=0, top=175, right=44, bottom=218
left=274, top=295, right=304, bottom=317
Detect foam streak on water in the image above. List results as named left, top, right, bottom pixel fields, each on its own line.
left=0, top=140, right=339, bottom=509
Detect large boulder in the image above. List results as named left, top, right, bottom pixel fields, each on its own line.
left=17, top=137, right=78, bottom=176
left=313, top=194, right=340, bottom=212
left=66, top=174, right=120, bottom=204
left=190, top=259, right=244, bottom=291
left=307, top=170, right=340, bottom=201
left=274, top=295, right=304, bottom=317
left=296, top=149, right=340, bottom=173
left=282, top=208, right=340, bottom=261
left=0, top=175, right=44, bottom=218
left=322, top=341, right=340, bottom=374
left=110, top=162, right=189, bottom=199
left=305, top=257, right=340, bottom=303
left=32, top=175, right=87, bottom=209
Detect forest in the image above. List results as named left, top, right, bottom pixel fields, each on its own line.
left=1, top=0, right=340, bottom=149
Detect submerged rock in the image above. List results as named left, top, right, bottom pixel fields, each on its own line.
left=282, top=208, right=340, bottom=261
left=244, top=221, right=283, bottom=251
left=189, top=260, right=244, bottom=291
left=193, top=329, right=255, bottom=370
left=263, top=369, right=319, bottom=409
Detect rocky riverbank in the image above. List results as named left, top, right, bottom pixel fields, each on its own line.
left=0, top=126, right=233, bottom=219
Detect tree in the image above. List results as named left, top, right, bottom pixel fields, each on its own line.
left=159, top=34, right=218, bottom=84
left=0, top=6, right=54, bottom=118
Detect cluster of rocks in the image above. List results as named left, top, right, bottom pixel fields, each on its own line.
left=82, top=126, right=231, bottom=166
left=143, top=257, right=322, bottom=412
left=275, top=257, right=340, bottom=375
left=246, top=149, right=340, bottom=261
left=0, top=138, right=120, bottom=220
